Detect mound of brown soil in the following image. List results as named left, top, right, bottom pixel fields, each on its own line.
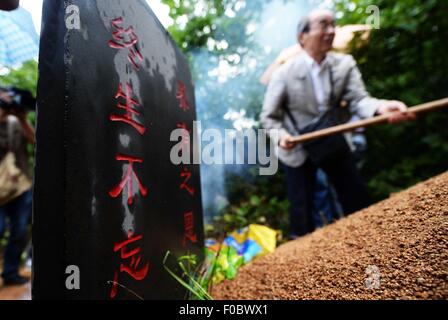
left=212, top=172, right=448, bottom=300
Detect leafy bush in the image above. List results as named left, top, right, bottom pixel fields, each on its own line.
left=206, top=166, right=290, bottom=241
left=335, top=0, right=448, bottom=201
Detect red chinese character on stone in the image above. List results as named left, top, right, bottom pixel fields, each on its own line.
left=183, top=211, right=198, bottom=246
left=180, top=166, right=195, bottom=196
left=110, top=231, right=150, bottom=299
left=108, top=17, right=143, bottom=70
left=109, top=154, right=148, bottom=205
left=110, top=82, right=146, bottom=135
left=176, top=81, right=190, bottom=112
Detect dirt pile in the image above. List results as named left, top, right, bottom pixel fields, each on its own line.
left=213, top=172, right=448, bottom=300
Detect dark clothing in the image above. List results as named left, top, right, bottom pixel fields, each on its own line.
left=283, top=151, right=371, bottom=237
left=0, top=190, right=32, bottom=280
left=0, top=117, right=32, bottom=281
left=313, top=169, right=341, bottom=228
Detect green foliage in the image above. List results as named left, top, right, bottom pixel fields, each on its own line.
left=161, top=0, right=270, bottom=53
left=334, top=0, right=448, bottom=200
left=163, top=251, right=213, bottom=300
left=0, top=60, right=38, bottom=97
left=161, top=0, right=226, bottom=51
left=162, top=0, right=287, bottom=125
left=206, top=168, right=289, bottom=241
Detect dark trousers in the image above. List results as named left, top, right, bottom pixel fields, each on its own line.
left=283, top=152, right=371, bottom=237
left=0, top=190, right=32, bottom=280
left=313, top=169, right=341, bottom=228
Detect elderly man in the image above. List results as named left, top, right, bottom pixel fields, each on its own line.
left=260, top=9, right=412, bottom=238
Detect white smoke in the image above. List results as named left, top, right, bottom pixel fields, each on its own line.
left=193, top=0, right=321, bottom=223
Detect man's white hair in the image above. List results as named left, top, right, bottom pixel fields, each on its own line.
left=297, top=9, right=335, bottom=37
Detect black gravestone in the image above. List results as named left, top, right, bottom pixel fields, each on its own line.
left=33, top=0, right=204, bottom=300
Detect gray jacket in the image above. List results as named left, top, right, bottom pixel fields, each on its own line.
left=260, top=52, right=385, bottom=168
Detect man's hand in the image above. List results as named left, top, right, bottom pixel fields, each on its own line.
left=280, top=134, right=299, bottom=150
left=377, top=100, right=416, bottom=123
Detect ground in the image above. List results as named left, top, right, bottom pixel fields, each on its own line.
left=0, top=267, right=31, bottom=300
left=212, top=172, right=448, bottom=300
left=0, top=172, right=447, bottom=300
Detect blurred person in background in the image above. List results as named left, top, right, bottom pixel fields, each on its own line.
left=0, top=87, right=35, bottom=286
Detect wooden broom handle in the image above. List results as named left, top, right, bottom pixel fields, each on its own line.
left=290, top=98, right=448, bottom=144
